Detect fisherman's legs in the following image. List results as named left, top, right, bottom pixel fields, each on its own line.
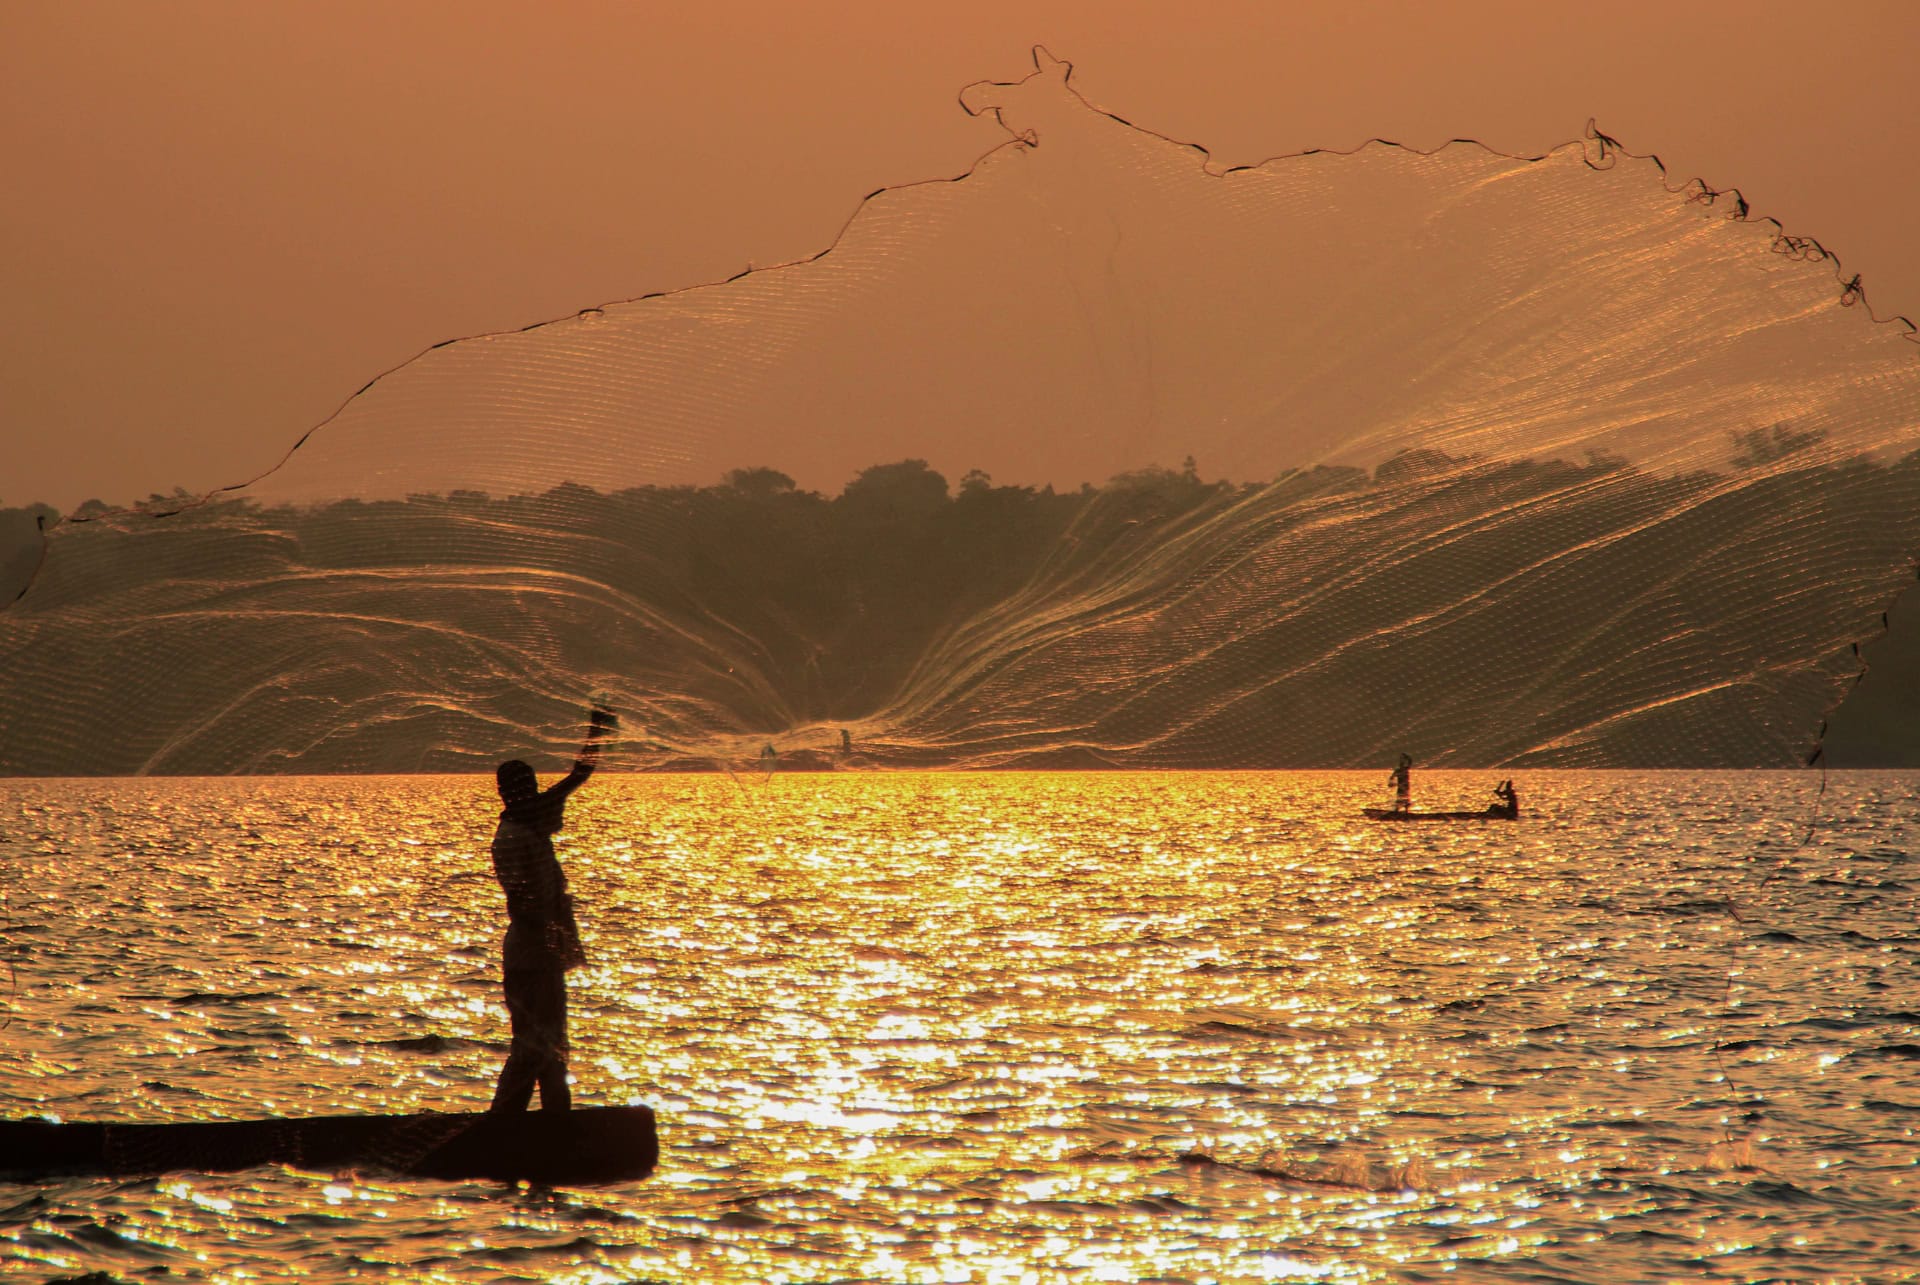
left=491, top=967, right=571, bottom=1112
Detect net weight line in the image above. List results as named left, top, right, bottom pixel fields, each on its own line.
left=1707, top=562, right=1918, bottom=1162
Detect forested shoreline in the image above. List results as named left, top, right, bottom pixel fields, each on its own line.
left=3, top=446, right=1918, bottom=773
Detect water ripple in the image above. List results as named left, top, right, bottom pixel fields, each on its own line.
left=1, top=771, right=1916, bottom=1282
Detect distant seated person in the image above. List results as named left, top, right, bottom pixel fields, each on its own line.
left=489, top=705, right=616, bottom=1113
left=1488, top=778, right=1518, bottom=819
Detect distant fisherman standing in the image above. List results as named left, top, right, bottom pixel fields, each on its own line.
left=1389, top=752, right=1412, bottom=812
left=488, top=706, right=616, bottom=1112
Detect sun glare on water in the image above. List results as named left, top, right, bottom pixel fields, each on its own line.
left=2, top=770, right=1917, bottom=1282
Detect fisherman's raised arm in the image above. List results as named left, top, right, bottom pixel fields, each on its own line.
left=547, top=705, right=616, bottom=801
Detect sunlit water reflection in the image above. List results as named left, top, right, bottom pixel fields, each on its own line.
left=2, top=771, right=1917, bottom=1282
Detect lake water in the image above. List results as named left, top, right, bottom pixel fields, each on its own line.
left=2, top=771, right=1916, bottom=1283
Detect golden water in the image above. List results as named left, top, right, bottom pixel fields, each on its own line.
left=3, top=772, right=1917, bottom=1282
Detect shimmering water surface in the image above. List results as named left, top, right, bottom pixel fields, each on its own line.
left=3, top=771, right=1917, bottom=1283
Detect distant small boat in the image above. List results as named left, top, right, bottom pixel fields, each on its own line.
left=1363, top=806, right=1517, bottom=822
left=0, top=1104, right=657, bottom=1185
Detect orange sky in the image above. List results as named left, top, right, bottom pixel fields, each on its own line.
left=3, top=0, right=1915, bottom=509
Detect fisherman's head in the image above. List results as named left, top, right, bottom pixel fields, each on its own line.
left=496, top=759, right=538, bottom=805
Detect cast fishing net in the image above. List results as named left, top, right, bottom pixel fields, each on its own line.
left=3, top=51, right=1913, bottom=777
left=3, top=47, right=1919, bottom=1226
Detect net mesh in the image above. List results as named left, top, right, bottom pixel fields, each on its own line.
left=1, top=48, right=1916, bottom=776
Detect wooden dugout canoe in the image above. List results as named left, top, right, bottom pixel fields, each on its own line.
left=1362, top=806, right=1518, bottom=822
left=0, top=1104, right=658, bottom=1185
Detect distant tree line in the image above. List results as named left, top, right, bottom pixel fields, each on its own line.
left=5, top=436, right=1919, bottom=772
left=0, top=427, right=1854, bottom=627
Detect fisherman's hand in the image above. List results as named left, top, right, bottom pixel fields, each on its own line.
left=590, top=705, right=618, bottom=734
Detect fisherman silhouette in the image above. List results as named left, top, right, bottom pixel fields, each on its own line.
left=1490, top=778, right=1519, bottom=819
left=488, top=705, right=615, bottom=1112
left=1389, top=753, right=1412, bottom=812
left=840, top=728, right=852, bottom=753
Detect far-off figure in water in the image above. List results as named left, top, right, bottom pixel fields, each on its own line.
left=489, top=706, right=616, bottom=1112
left=1489, top=778, right=1519, bottom=819
left=1389, top=753, right=1413, bottom=812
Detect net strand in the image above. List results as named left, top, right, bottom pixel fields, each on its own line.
left=2, top=48, right=1917, bottom=1188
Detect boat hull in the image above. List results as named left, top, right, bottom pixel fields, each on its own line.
left=1363, top=807, right=1517, bottom=822
left=0, top=1104, right=658, bottom=1185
